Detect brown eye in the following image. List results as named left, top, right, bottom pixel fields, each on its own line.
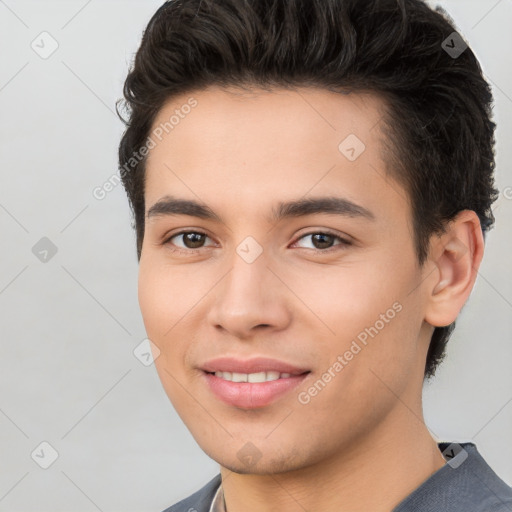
left=310, top=233, right=335, bottom=249
left=164, top=230, right=214, bottom=251
left=293, top=231, right=352, bottom=252
left=181, top=232, right=206, bottom=249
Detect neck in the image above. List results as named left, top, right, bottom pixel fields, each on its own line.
left=220, top=405, right=446, bottom=512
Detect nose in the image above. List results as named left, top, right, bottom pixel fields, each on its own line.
left=206, top=251, right=292, bottom=340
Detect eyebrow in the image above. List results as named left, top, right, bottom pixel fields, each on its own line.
left=146, top=195, right=375, bottom=223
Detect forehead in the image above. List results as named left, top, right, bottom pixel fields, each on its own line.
left=147, top=85, right=387, bottom=162
left=143, top=85, right=408, bottom=223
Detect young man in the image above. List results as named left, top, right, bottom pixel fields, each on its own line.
left=118, top=0, right=512, bottom=510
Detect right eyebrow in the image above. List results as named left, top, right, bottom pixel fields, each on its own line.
left=147, top=196, right=222, bottom=222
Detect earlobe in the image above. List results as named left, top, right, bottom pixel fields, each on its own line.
left=424, top=211, right=484, bottom=327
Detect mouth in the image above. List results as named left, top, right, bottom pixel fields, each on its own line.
left=199, top=356, right=312, bottom=409
left=200, top=355, right=310, bottom=376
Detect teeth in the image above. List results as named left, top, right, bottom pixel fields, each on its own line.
left=248, top=372, right=267, bottom=383
left=232, top=372, right=247, bottom=383
left=214, top=370, right=293, bottom=382
left=263, top=371, right=280, bottom=381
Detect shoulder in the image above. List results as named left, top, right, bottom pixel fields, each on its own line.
left=444, top=442, right=512, bottom=512
left=161, top=474, right=222, bottom=512
left=394, top=442, right=512, bottom=512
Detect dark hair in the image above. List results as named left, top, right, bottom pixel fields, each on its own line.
left=117, top=0, right=499, bottom=379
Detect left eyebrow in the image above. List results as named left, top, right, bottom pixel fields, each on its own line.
left=269, top=196, right=375, bottom=223
left=146, top=195, right=375, bottom=223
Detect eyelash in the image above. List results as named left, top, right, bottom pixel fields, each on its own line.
left=162, top=229, right=352, bottom=255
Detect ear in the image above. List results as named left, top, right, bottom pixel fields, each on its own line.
left=424, top=210, right=485, bottom=328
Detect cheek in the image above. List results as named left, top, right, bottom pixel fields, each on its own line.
left=138, top=259, right=194, bottom=403
left=286, top=257, right=407, bottom=338
left=137, top=256, right=208, bottom=373
left=138, top=261, right=166, bottom=335
left=138, top=253, right=192, bottom=321
left=137, top=256, right=186, bottom=351
left=304, top=304, right=421, bottom=436
left=297, top=256, right=422, bottom=382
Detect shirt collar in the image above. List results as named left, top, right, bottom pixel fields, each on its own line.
left=209, top=481, right=225, bottom=512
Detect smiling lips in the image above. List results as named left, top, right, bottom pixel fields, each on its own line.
left=201, top=356, right=311, bottom=409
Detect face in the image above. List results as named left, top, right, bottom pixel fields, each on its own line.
left=138, top=86, right=434, bottom=474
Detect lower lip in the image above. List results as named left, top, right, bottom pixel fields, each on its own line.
left=203, top=371, right=310, bottom=409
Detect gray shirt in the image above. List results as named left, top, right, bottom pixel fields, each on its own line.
left=162, top=442, right=512, bottom=512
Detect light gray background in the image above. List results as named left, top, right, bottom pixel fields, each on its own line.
left=0, top=1, right=511, bottom=511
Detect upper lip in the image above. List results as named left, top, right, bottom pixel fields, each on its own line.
left=201, top=357, right=310, bottom=375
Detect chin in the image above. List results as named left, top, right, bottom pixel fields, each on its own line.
left=202, top=442, right=307, bottom=475
left=219, top=459, right=302, bottom=476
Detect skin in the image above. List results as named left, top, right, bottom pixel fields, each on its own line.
left=138, top=85, right=484, bottom=512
